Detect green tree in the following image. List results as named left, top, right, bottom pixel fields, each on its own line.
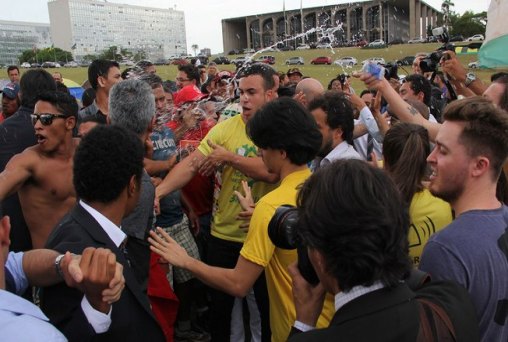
left=450, top=11, right=486, bottom=37
left=82, top=54, right=98, bottom=62
left=132, top=50, right=147, bottom=62
left=98, top=46, right=123, bottom=61
left=19, top=47, right=73, bottom=64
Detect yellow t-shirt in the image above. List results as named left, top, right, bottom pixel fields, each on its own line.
left=240, top=168, right=334, bottom=342
left=198, top=114, right=276, bottom=242
left=408, top=188, right=453, bottom=266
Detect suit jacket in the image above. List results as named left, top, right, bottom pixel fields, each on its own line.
left=289, top=281, right=479, bottom=342
left=41, top=203, right=165, bottom=342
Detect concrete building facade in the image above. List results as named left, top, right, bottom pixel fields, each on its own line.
left=222, top=0, right=440, bottom=52
left=47, top=0, right=186, bottom=61
left=0, top=20, right=52, bottom=66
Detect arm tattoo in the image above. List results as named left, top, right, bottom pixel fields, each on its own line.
left=408, top=105, right=419, bottom=116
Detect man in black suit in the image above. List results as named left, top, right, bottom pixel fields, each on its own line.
left=287, top=160, right=480, bottom=342
left=41, top=125, right=164, bottom=341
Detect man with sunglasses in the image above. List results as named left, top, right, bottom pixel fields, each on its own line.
left=0, top=91, right=78, bottom=249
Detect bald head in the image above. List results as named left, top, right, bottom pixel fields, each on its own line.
left=295, top=78, right=324, bottom=107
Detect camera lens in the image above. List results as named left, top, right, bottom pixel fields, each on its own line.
left=268, top=205, right=300, bottom=249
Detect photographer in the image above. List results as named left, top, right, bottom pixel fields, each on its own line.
left=149, top=97, right=335, bottom=342
left=440, top=51, right=487, bottom=97
left=288, top=160, right=480, bottom=341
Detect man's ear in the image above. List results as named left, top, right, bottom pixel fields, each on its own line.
left=66, top=116, right=77, bottom=130
left=128, top=175, right=138, bottom=197
left=471, top=156, right=491, bottom=178
left=97, top=75, right=106, bottom=89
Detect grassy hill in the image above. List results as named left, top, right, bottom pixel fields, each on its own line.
left=18, top=43, right=499, bottom=92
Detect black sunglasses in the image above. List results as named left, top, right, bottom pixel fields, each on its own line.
left=31, top=113, right=68, bottom=126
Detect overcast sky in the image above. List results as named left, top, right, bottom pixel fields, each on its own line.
left=0, top=0, right=489, bottom=54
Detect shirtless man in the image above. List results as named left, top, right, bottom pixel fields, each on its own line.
left=0, top=91, right=78, bottom=248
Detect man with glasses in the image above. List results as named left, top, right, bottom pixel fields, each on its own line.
left=173, top=64, right=203, bottom=107
left=0, top=91, right=78, bottom=249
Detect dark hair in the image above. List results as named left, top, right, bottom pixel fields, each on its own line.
left=81, top=88, right=96, bottom=108
left=73, top=125, right=144, bottom=203
left=19, top=69, right=57, bottom=108
left=237, top=63, right=276, bottom=91
left=162, top=80, right=177, bottom=93
left=88, top=59, right=120, bottom=90
left=297, top=159, right=411, bottom=291
left=491, top=73, right=508, bottom=112
left=56, top=81, right=70, bottom=94
left=136, top=60, right=153, bottom=71
left=139, top=73, right=163, bottom=89
left=383, top=123, right=430, bottom=203
left=178, top=64, right=200, bottom=85
left=7, top=65, right=19, bottom=74
left=360, top=89, right=376, bottom=98
left=404, top=74, right=431, bottom=106
left=277, top=84, right=296, bottom=98
left=443, top=96, right=508, bottom=180
left=308, top=91, right=355, bottom=144
left=246, top=97, right=321, bottom=165
left=36, top=90, right=78, bottom=123
left=327, top=78, right=341, bottom=90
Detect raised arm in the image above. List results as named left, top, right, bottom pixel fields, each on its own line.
left=0, top=152, right=34, bottom=200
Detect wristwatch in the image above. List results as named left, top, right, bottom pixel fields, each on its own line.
left=464, top=72, right=477, bottom=87
left=55, top=254, right=65, bottom=279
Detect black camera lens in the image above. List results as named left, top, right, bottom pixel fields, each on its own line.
left=268, top=205, right=320, bottom=285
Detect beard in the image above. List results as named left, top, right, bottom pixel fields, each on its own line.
left=317, top=139, right=333, bottom=158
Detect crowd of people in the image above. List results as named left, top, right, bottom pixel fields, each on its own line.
left=0, top=48, right=507, bottom=342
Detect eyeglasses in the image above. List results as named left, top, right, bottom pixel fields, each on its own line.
left=31, top=113, right=68, bottom=126
left=176, top=77, right=191, bottom=82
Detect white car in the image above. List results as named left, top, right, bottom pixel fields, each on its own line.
left=21, top=62, right=31, bottom=68
left=362, top=57, right=386, bottom=65
left=407, top=37, right=426, bottom=44
left=316, top=43, right=331, bottom=49
left=243, top=48, right=255, bottom=54
left=64, top=61, right=79, bottom=68
left=296, top=44, right=311, bottom=50
left=367, top=39, right=386, bottom=48
left=468, top=61, right=479, bottom=69
left=334, top=57, right=358, bottom=66
left=466, top=34, right=484, bottom=41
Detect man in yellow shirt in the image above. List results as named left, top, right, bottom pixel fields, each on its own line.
left=154, top=63, right=279, bottom=340
left=150, top=97, right=335, bottom=341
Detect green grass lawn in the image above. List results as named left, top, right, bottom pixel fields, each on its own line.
left=18, top=43, right=501, bottom=92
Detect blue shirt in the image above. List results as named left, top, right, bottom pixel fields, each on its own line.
left=0, top=289, right=67, bottom=341
left=151, top=126, right=183, bottom=227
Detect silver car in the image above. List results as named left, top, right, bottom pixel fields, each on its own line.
left=285, top=57, right=304, bottom=65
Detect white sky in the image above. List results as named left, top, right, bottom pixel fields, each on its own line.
left=0, top=0, right=489, bottom=54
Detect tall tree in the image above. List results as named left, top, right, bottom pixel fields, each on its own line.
left=450, top=11, right=487, bottom=37
left=19, top=47, right=73, bottom=64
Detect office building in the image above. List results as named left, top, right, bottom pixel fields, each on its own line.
left=48, top=0, right=186, bottom=61
left=222, top=0, right=440, bottom=52
left=0, top=20, right=52, bottom=66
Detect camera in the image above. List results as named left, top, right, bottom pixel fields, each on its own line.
left=419, top=26, right=454, bottom=73
left=384, top=63, right=399, bottom=80
left=268, top=205, right=320, bottom=285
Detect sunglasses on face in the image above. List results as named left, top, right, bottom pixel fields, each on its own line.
left=31, top=113, right=68, bottom=126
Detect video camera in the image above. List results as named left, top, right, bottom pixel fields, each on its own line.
left=268, top=205, right=320, bottom=285
left=419, top=26, right=454, bottom=73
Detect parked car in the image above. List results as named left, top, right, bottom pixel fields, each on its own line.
left=31, top=63, right=41, bottom=68
left=466, top=34, right=484, bottom=41
left=366, top=39, right=386, bottom=48
left=311, top=56, right=332, bottom=65
left=449, top=35, right=465, bottom=42
left=362, top=57, right=386, bottom=65
left=41, top=61, right=60, bottom=68
left=21, top=62, right=31, bottom=68
left=354, top=39, right=368, bottom=47
left=279, top=45, right=295, bottom=51
left=170, top=58, right=189, bottom=66
left=231, top=56, right=248, bottom=67
left=285, top=57, right=304, bottom=65
left=316, top=43, right=331, bottom=49
left=408, top=37, right=426, bottom=44
left=427, top=36, right=440, bottom=43
left=64, top=61, right=79, bottom=68
left=468, top=61, right=479, bottom=69
left=257, top=55, right=275, bottom=65
left=213, top=56, right=231, bottom=65
left=396, top=56, right=415, bottom=66
left=227, top=49, right=240, bottom=55
left=296, top=44, right=311, bottom=50
left=243, top=48, right=255, bottom=54
left=334, top=56, right=358, bottom=66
